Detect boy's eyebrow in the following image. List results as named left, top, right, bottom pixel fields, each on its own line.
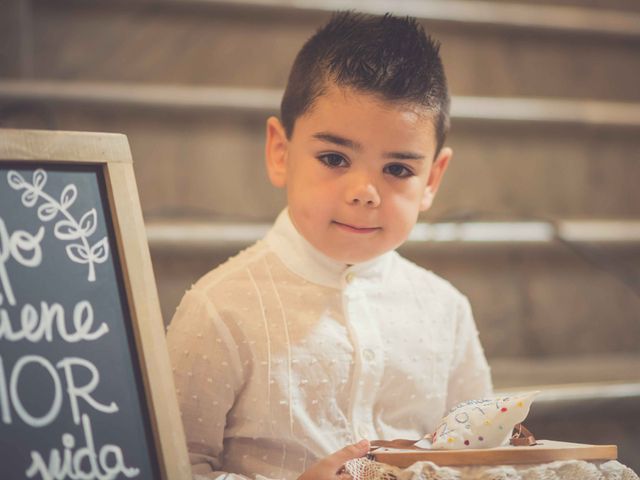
left=383, top=151, right=425, bottom=161
left=313, top=132, right=362, bottom=151
left=312, top=132, right=425, bottom=160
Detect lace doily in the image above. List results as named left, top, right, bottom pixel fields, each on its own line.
left=344, top=457, right=639, bottom=480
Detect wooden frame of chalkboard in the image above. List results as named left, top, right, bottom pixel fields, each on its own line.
left=0, top=129, right=191, bottom=479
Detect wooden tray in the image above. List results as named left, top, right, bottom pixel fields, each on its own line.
left=372, top=440, right=617, bottom=467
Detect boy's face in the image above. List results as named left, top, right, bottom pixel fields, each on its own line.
left=266, top=85, right=452, bottom=264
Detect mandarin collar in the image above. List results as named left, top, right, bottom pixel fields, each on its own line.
left=265, top=209, right=394, bottom=289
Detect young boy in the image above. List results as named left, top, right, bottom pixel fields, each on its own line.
left=167, top=11, right=492, bottom=480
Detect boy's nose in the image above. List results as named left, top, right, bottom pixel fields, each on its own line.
left=347, top=182, right=381, bottom=208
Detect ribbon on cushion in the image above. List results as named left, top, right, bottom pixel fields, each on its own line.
left=510, top=423, right=537, bottom=446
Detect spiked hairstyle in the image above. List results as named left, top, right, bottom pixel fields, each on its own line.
left=280, top=11, right=451, bottom=156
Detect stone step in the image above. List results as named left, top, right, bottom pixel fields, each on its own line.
left=7, top=0, right=640, bottom=101
left=147, top=220, right=640, bottom=359
left=1, top=88, right=638, bottom=220
left=491, top=354, right=640, bottom=388
left=482, top=0, right=640, bottom=13
left=166, top=0, right=640, bottom=37
left=145, top=219, right=640, bottom=251
left=2, top=81, right=639, bottom=128
left=409, top=244, right=640, bottom=359
left=150, top=227, right=640, bottom=358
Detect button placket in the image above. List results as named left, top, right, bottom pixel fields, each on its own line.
left=342, top=277, right=384, bottom=441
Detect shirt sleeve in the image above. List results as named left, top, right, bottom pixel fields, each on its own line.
left=167, top=288, right=271, bottom=480
left=445, top=295, right=493, bottom=411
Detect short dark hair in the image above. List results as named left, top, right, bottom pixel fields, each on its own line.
left=280, top=11, right=451, bottom=155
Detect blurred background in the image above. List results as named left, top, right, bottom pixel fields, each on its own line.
left=1, top=0, right=639, bottom=469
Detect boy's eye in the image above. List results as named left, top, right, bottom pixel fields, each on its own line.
left=318, top=153, right=349, bottom=168
left=384, top=163, right=414, bottom=178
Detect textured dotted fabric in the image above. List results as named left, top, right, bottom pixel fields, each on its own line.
left=344, top=458, right=639, bottom=480
left=167, top=209, right=492, bottom=479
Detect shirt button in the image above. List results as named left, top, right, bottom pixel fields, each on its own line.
left=345, top=272, right=355, bottom=284
left=363, top=348, right=375, bottom=361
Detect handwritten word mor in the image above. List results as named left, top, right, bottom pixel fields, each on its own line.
left=0, top=355, right=118, bottom=427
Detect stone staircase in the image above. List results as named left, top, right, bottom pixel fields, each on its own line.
left=1, top=0, right=639, bottom=469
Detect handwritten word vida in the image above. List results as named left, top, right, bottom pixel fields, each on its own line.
left=0, top=299, right=109, bottom=343
left=26, top=413, right=140, bottom=480
left=0, top=217, right=44, bottom=306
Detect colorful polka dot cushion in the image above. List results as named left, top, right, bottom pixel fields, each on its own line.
left=429, top=391, right=538, bottom=450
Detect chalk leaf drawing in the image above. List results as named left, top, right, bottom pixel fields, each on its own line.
left=7, top=169, right=109, bottom=282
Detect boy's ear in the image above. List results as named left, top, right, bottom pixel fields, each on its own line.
left=420, top=147, right=452, bottom=211
left=265, top=116, right=289, bottom=188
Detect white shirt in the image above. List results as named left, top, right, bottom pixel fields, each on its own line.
left=167, top=209, right=492, bottom=480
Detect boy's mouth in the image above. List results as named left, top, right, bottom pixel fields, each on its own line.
left=332, top=221, right=381, bottom=234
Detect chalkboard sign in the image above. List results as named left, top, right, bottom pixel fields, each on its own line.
left=0, top=129, right=191, bottom=480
